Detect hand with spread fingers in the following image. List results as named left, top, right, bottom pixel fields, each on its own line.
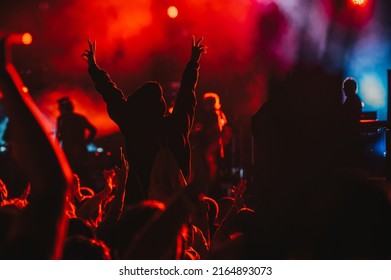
left=190, top=36, right=207, bottom=64
left=81, top=38, right=97, bottom=67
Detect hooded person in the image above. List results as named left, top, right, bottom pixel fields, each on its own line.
left=82, top=36, right=207, bottom=204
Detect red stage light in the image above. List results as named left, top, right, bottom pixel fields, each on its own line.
left=22, top=33, right=32, bottom=45
left=167, top=6, right=178, bottom=19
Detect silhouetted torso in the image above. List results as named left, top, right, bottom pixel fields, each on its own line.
left=56, top=99, right=96, bottom=186
left=88, top=62, right=199, bottom=203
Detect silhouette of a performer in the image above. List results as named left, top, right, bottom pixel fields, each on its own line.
left=56, top=97, right=96, bottom=183
left=82, top=36, right=207, bottom=204
left=191, top=92, right=230, bottom=197
left=340, top=77, right=363, bottom=165
left=342, top=77, right=362, bottom=127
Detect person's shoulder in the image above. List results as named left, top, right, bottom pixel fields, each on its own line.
left=353, top=94, right=362, bottom=103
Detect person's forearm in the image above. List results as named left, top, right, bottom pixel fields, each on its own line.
left=179, top=61, right=199, bottom=96
left=172, top=62, right=198, bottom=132
left=88, top=64, right=125, bottom=100
left=87, top=64, right=128, bottom=126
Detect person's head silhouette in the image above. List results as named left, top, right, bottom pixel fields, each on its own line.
left=342, top=77, right=358, bottom=98
left=128, top=81, right=167, bottom=120
left=58, top=97, right=74, bottom=114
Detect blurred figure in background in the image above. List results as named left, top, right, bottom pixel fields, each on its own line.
left=56, top=97, right=97, bottom=186
left=191, top=92, right=232, bottom=199
left=340, top=77, right=363, bottom=167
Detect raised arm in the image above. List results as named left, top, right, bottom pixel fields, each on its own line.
left=0, top=34, right=72, bottom=259
left=172, top=36, right=207, bottom=133
left=81, top=39, right=127, bottom=125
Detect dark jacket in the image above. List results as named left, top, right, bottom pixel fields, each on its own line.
left=88, top=61, right=199, bottom=203
left=56, top=112, right=96, bottom=169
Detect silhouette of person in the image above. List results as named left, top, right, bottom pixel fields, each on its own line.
left=56, top=97, right=97, bottom=184
left=342, top=77, right=362, bottom=126
left=191, top=92, right=231, bottom=198
left=340, top=77, right=363, bottom=166
left=82, top=36, right=207, bottom=204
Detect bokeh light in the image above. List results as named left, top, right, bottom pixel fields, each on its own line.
left=167, top=6, right=178, bottom=19
left=21, top=32, right=32, bottom=45
left=360, top=74, right=385, bottom=108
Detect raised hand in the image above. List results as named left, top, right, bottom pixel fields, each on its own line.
left=81, top=38, right=97, bottom=67
left=190, top=36, right=207, bottom=64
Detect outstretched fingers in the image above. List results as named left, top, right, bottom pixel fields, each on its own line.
left=81, top=38, right=97, bottom=64
left=195, top=36, right=204, bottom=47
left=87, top=38, right=96, bottom=53
left=192, top=36, right=204, bottom=47
left=192, top=36, right=207, bottom=54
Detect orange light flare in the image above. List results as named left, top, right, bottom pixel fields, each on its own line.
left=22, top=33, right=33, bottom=45
left=6, top=32, right=33, bottom=45
left=167, top=6, right=179, bottom=19
left=351, top=0, right=366, bottom=6
left=345, top=0, right=373, bottom=28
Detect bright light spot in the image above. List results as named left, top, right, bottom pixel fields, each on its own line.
left=351, top=0, right=366, bottom=6
left=97, top=147, right=104, bottom=153
left=360, top=74, right=385, bottom=108
left=167, top=6, right=178, bottom=19
left=22, top=33, right=32, bottom=45
left=0, top=146, right=6, bottom=152
left=87, top=143, right=98, bottom=152
left=22, top=86, right=29, bottom=93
